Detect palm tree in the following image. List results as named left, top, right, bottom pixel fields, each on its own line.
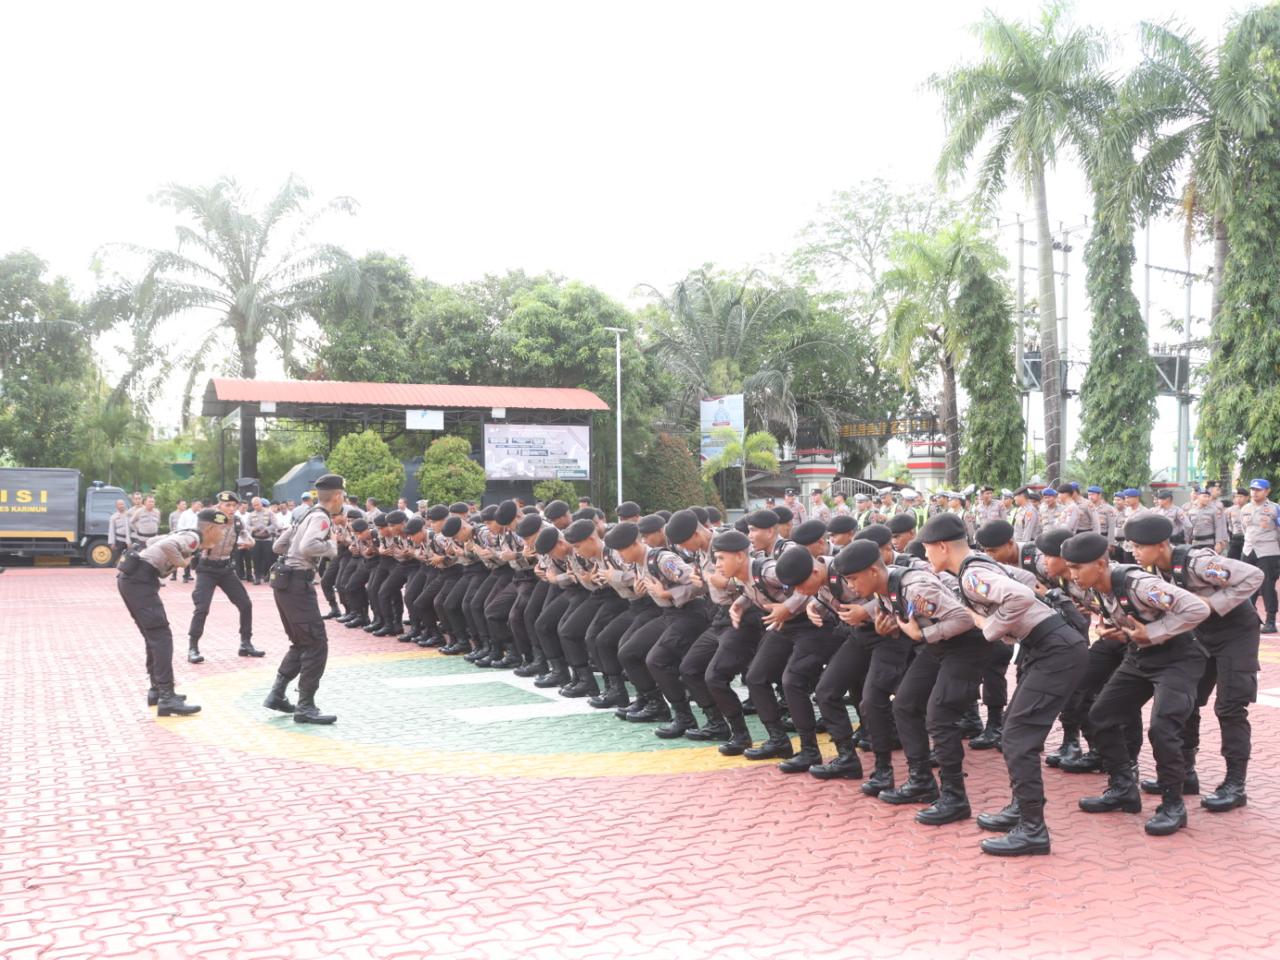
left=701, top=427, right=779, bottom=510
left=95, top=176, right=357, bottom=477
left=879, top=221, right=1007, bottom=484
left=930, top=2, right=1108, bottom=485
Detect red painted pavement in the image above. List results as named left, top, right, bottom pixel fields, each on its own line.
left=4, top=568, right=1280, bottom=959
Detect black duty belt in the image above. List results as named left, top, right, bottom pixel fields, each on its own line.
left=1022, top=613, right=1068, bottom=648
left=201, top=558, right=233, bottom=568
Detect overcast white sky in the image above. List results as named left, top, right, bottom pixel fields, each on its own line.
left=0, top=0, right=1247, bottom=475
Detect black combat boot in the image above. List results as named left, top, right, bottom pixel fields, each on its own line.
left=878, top=765, right=938, bottom=805
left=1046, top=727, right=1081, bottom=768
left=743, top=721, right=795, bottom=761
left=959, top=702, right=984, bottom=739
left=684, top=704, right=731, bottom=741
left=1079, top=768, right=1143, bottom=814
left=718, top=715, right=754, bottom=756
left=262, top=676, right=296, bottom=714
left=1142, top=751, right=1198, bottom=795
left=238, top=638, right=266, bottom=658
left=976, top=797, right=1021, bottom=832
left=778, top=732, right=823, bottom=773
left=474, top=640, right=502, bottom=667
left=916, top=774, right=971, bottom=825
left=969, top=707, right=1003, bottom=750
left=156, top=683, right=200, bottom=717
left=1145, top=788, right=1188, bottom=836
left=1202, top=760, right=1248, bottom=812
left=496, top=649, right=523, bottom=669
left=589, top=675, right=629, bottom=709
left=464, top=640, right=491, bottom=662
left=513, top=653, right=547, bottom=678
left=322, top=604, right=342, bottom=620
left=147, top=687, right=186, bottom=707
left=533, top=658, right=569, bottom=689
left=187, top=640, right=204, bottom=664
left=422, top=633, right=447, bottom=648
left=336, top=611, right=357, bottom=623
left=344, top=615, right=370, bottom=629
left=861, top=754, right=895, bottom=796
left=1058, top=749, right=1103, bottom=773
left=362, top=619, right=384, bottom=633
left=440, top=635, right=469, bottom=655
left=627, top=689, right=672, bottom=723
left=655, top=701, right=698, bottom=739
left=561, top=667, right=600, bottom=699
left=809, top=738, right=863, bottom=780
left=293, top=694, right=337, bottom=725
left=981, top=801, right=1051, bottom=857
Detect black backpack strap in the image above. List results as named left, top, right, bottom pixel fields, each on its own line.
left=1168, top=545, right=1194, bottom=589
left=1110, top=564, right=1154, bottom=624
left=884, top=565, right=911, bottom=621
left=1020, top=543, right=1039, bottom=574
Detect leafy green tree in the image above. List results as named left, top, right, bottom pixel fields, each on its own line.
left=533, top=479, right=582, bottom=505
left=306, top=253, right=420, bottom=383
left=701, top=427, right=779, bottom=510
left=632, top=433, right=709, bottom=514
left=931, top=2, right=1108, bottom=484
left=415, top=435, right=486, bottom=505
left=95, top=176, right=357, bottom=478
left=327, top=429, right=403, bottom=506
left=956, top=262, right=1024, bottom=489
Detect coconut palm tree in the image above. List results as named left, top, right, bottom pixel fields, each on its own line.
left=94, top=176, right=357, bottom=477
left=929, top=2, right=1108, bottom=485
left=701, top=427, right=779, bottom=510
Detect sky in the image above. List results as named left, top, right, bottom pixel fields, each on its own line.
left=0, top=0, right=1249, bottom=477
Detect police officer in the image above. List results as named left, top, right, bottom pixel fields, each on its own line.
left=1183, top=486, right=1228, bottom=552
left=186, top=491, right=262, bottom=664
left=1087, top=486, right=1116, bottom=546
left=245, top=497, right=276, bottom=584
left=1152, top=489, right=1190, bottom=544
left=1227, top=487, right=1248, bottom=560
left=262, top=473, right=347, bottom=725
left=1241, top=478, right=1280, bottom=633
left=1012, top=488, right=1041, bottom=544
left=1126, top=513, right=1262, bottom=813
left=117, top=510, right=225, bottom=715
left=132, top=495, right=162, bottom=546
left=107, top=498, right=133, bottom=565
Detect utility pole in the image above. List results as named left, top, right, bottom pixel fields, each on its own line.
left=602, top=327, right=626, bottom=505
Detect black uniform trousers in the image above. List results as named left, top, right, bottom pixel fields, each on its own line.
left=1183, top=600, right=1261, bottom=765
left=420, top=565, right=461, bottom=638
left=859, top=631, right=913, bottom=754
left=442, top=566, right=484, bottom=642
left=378, top=562, right=413, bottom=631
left=465, top=569, right=501, bottom=643
left=251, top=537, right=274, bottom=582
left=118, top=565, right=176, bottom=687
left=814, top=625, right=874, bottom=744
left=704, top=608, right=765, bottom=721
left=1227, top=534, right=1244, bottom=561
left=1000, top=619, right=1088, bottom=811
left=781, top=624, right=847, bottom=737
left=679, top=606, right=732, bottom=711
left=617, top=601, right=686, bottom=694
left=187, top=559, right=253, bottom=643
left=506, top=576, right=537, bottom=659
left=272, top=570, right=329, bottom=698
left=556, top=588, right=609, bottom=667
left=366, top=558, right=391, bottom=624
left=645, top=601, right=713, bottom=706
left=1060, top=636, right=1142, bottom=760
left=482, top=567, right=518, bottom=648
left=979, top=642, right=1014, bottom=711
left=522, top=580, right=550, bottom=657
left=321, top=551, right=347, bottom=610
left=534, top=586, right=574, bottom=660
left=583, top=592, right=629, bottom=671
left=892, top=631, right=992, bottom=779
left=1246, top=551, right=1279, bottom=623
left=403, top=564, right=429, bottom=631
left=1088, top=633, right=1208, bottom=788
left=596, top=598, right=661, bottom=676
left=345, top=558, right=376, bottom=620
left=744, top=624, right=803, bottom=725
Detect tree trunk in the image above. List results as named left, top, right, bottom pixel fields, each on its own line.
left=941, top=354, right=960, bottom=486
left=1031, top=164, right=1062, bottom=484
left=238, top=344, right=259, bottom=482
left=740, top=466, right=749, bottom=511
left=1211, top=215, right=1232, bottom=489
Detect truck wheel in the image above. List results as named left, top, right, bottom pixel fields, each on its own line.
left=85, top=541, right=114, bottom=568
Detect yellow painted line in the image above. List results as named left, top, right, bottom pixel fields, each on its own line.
left=0, top=530, right=75, bottom=539
left=158, top=650, right=781, bottom=779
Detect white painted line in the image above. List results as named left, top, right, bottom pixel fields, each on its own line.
left=449, top=701, right=596, bottom=724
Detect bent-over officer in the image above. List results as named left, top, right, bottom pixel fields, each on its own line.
left=263, top=473, right=346, bottom=725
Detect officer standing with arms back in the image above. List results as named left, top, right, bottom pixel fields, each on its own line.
left=263, top=474, right=346, bottom=725
left=1241, top=478, right=1280, bottom=634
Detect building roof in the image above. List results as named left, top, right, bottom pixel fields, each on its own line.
left=203, top=378, right=609, bottom=416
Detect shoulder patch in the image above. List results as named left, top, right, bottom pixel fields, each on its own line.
left=963, top=571, right=992, bottom=598
left=319, top=519, right=329, bottom=532
left=1200, top=558, right=1230, bottom=582
left=1146, top=586, right=1175, bottom=609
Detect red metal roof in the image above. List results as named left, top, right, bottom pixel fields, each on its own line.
left=207, top=378, right=609, bottom=412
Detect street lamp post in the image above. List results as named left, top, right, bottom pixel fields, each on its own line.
left=602, top=326, right=625, bottom=506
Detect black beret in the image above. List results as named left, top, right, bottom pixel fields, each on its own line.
left=746, top=509, right=779, bottom=529
left=712, top=529, right=751, bottom=553
left=516, top=514, right=544, bottom=538
left=345, top=507, right=365, bottom=519
left=544, top=500, right=570, bottom=520
left=1036, top=527, right=1073, bottom=557
left=351, top=518, right=369, bottom=533
left=790, top=519, right=827, bottom=545
left=495, top=500, right=518, bottom=525
left=827, top=514, right=856, bottom=534
left=1155, top=488, right=1173, bottom=499
left=448, top=501, right=470, bottom=515
left=404, top=516, right=425, bottom=535
left=564, top=518, right=596, bottom=544
left=887, top=513, right=917, bottom=535
left=706, top=507, right=722, bottom=524
left=616, top=500, right=641, bottom=518
left=733, top=518, right=750, bottom=534
left=833, top=539, right=882, bottom=577
left=854, top=523, right=891, bottom=547
left=637, top=514, right=666, bottom=535
left=905, top=539, right=927, bottom=560
left=1237, top=487, right=1249, bottom=496
left=690, top=506, right=709, bottom=526
left=373, top=514, right=389, bottom=528
left=427, top=505, right=449, bottom=521
left=1027, top=490, right=1042, bottom=502
left=197, top=507, right=228, bottom=524
left=521, top=504, right=540, bottom=515
left=976, top=520, right=1015, bottom=549
left=919, top=512, right=968, bottom=543
left=1125, top=513, right=1174, bottom=545
left=665, top=509, right=699, bottom=545
left=604, top=521, right=640, bottom=551
left=1061, top=533, right=1110, bottom=563
left=656, top=510, right=672, bottom=522
left=772, top=505, right=794, bottom=525
left=442, top=516, right=462, bottom=537
left=534, top=526, right=562, bottom=555
left=217, top=490, right=240, bottom=503
left=578, top=496, right=592, bottom=505
left=775, top=545, right=815, bottom=586
left=572, top=507, right=596, bottom=523
left=385, top=510, right=408, bottom=525
left=315, top=473, right=345, bottom=491
left=473, top=505, right=492, bottom=522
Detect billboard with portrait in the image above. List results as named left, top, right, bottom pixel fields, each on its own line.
left=699, top=394, right=745, bottom=463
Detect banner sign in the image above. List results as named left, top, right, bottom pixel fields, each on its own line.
left=484, top=424, right=591, bottom=480
left=406, top=409, right=445, bottom=431
left=699, top=394, right=745, bottom=463
left=838, top=416, right=939, bottom=440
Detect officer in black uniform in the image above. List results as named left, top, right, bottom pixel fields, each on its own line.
left=186, top=491, right=263, bottom=664
left=263, top=473, right=347, bottom=725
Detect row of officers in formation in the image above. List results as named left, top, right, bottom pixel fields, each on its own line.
left=115, top=477, right=1279, bottom=859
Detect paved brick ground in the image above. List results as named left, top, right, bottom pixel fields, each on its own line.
left=5, top=568, right=1280, bottom=958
